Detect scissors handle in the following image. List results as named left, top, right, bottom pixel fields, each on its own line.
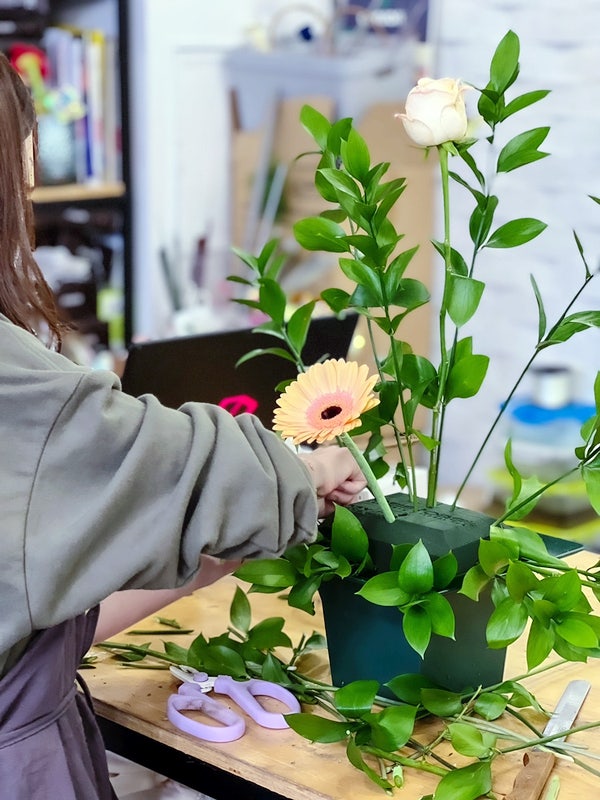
left=167, top=685, right=246, bottom=742
left=214, top=675, right=301, bottom=729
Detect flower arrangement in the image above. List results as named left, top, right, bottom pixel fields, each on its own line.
left=231, top=28, right=600, bottom=706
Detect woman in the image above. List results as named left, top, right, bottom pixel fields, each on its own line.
left=0, top=53, right=366, bottom=799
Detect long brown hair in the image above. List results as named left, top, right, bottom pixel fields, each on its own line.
left=0, top=52, right=63, bottom=347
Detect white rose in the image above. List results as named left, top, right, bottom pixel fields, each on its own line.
left=397, top=77, right=471, bottom=147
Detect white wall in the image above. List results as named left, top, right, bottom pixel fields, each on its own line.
left=427, top=0, right=600, bottom=490
left=127, top=0, right=600, bottom=497
left=128, top=0, right=333, bottom=338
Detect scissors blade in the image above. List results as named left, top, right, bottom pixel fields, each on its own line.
left=506, top=679, right=591, bottom=800
left=169, top=665, right=207, bottom=684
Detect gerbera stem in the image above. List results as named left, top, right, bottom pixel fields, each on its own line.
left=338, top=432, right=395, bottom=523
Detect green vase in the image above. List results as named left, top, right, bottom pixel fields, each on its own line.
left=318, top=493, right=582, bottom=696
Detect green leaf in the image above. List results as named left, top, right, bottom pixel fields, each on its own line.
left=490, top=524, right=565, bottom=568
left=260, top=653, right=290, bottom=685
left=555, top=617, right=598, bottom=648
left=468, top=194, right=499, bottom=249
left=257, top=278, right=287, bottom=325
left=448, top=170, right=484, bottom=204
left=293, top=217, right=349, bottom=252
left=300, top=104, right=331, bottom=150
left=403, top=605, right=432, bottom=657
left=384, top=246, right=418, bottom=288
left=433, top=760, right=492, bottom=800
left=540, top=570, right=583, bottom=611
left=287, top=301, right=316, bottom=355
left=446, top=722, right=496, bottom=757
left=530, top=273, right=547, bottom=342
left=330, top=505, right=370, bottom=564
left=369, top=704, right=418, bottom=750
left=286, top=712, right=350, bottom=743
left=473, top=692, right=508, bottom=720
left=236, top=346, right=296, bottom=367
left=496, top=680, right=544, bottom=711
left=230, top=586, right=251, bottom=633
left=341, top=128, right=371, bottom=182
left=287, top=575, right=322, bottom=615
left=489, top=30, right=520, bottom=94
left=486, top=597, right=528, bottom=648
left=388, top=277, right=430, bottom=311
left=458, top=148, right=486, bottom=189
left=317, top=167, right=362, bottom=201
left=582, top=458, right=600, bottom=514
left=505, top=561, right=538, bottom=601
left=526, top=619, right=555, bottom=668
left=372, top=177, right=408, bottom=226
left=446, top=354, right=489, bottom=401
left=425, top=592, right=456, bottom=638
left=163, top=641, right=189, bottom=663
left=420, top=688, right=462, bottom=717
left=191, top=644, right=247, bottom=678
left=485, top=218, right=547, bottom=248
left=496, top=127, right=550, bottom=173
left=478, top=538, right=511, bottom=577
left=501, top=444, right=545, bottom=520
left=339, top=257, right=383, bottom=305
left=335, top=680, right=379, bottom=718
left=446, top=274, right=485, bottom=327
left=385, top=673, right=436, bottom=705
left=234, top=558, right=297, bottom=589
left=231, top=245, right=261, bottom=274
left=256, top=238, right=282, bottom=273
left=459, top=564, right=491, bottom=601
left=432, top=552, right=458, bottom=589
left=248, top=617, right=292, bottom=650
left=500, top=89, right=551, bottom=120
left=321, top=287, right=351, bottom=314
left=432, top=240, right=469, bottom=277
left=543, top=310, right=600, bottom=346
left=357, top=571, right=410, bottom=607
left=398, top=540, right=434, bottom=595
left=346, top=737, right=392, bottom=792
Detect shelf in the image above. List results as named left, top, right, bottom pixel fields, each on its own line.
left=32, top=181, right=126, bottom=205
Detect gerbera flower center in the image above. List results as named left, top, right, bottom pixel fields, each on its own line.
left=321, top=405, right=342, bottom=420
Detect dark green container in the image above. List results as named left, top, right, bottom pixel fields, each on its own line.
left=318, top=493, right=582, bottom=696
left=319, top=578, right=504, bottom=696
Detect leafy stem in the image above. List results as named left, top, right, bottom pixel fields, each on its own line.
left=455, top=261, right=598, bottom=506
left=339, top=431, right=395, bottom=522
left=427, top=144, right=452, bottom=506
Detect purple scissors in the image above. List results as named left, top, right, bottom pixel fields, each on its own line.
left=167, top=665, right=301, bottom=743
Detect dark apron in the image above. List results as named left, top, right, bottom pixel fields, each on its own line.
left=0, top=607, right=117, bottom=799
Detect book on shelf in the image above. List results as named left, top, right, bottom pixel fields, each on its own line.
left=41, top=23, right=121, bottom=187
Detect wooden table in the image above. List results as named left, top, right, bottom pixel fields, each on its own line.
left=86, top=557, right=600, bottom=800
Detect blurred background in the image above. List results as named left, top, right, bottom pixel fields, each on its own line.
left=4, top=0, right=600, bottom=518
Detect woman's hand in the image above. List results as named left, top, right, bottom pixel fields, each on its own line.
left=299, top=446, right=367, bottom=517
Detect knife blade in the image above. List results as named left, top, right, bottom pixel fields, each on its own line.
left=505, top=679, right=591, bottom=800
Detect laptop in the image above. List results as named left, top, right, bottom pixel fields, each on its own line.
left=120, top=314, right=358, bottom=428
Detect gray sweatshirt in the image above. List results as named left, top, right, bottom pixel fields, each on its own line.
left=0, top=315, right=317, bottom=676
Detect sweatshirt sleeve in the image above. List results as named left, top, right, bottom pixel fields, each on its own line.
left=24, top=369, right=318, bottom=629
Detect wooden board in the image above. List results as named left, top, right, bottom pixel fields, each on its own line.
left=86, top=553, right=600, bottom=800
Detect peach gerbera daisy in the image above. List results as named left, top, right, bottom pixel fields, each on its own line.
left=272, top=358, right=379, bottom=445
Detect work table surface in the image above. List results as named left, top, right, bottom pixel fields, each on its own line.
left=86, top=556, right=600, bottom=800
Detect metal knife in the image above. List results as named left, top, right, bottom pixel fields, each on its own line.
left=506, top=679, right=591, bottom=800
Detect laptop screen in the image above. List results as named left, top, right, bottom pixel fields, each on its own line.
left=120, top=314, right=358, bottom=429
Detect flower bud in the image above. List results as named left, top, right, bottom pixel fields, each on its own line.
left=397, top=77, right=470, bottom=147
